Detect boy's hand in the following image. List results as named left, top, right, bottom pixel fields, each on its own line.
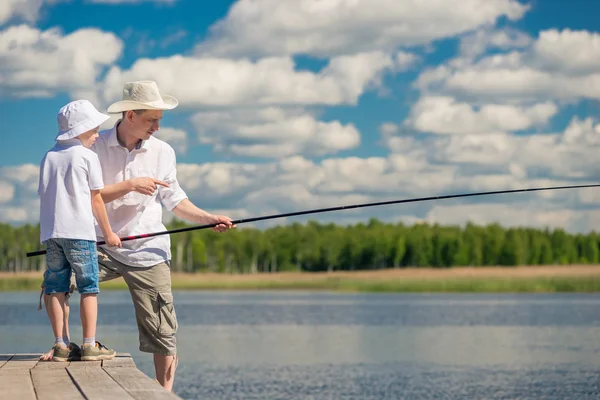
left=105, top=232, right=122, bottom=247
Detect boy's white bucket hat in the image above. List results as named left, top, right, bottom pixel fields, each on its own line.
left=56, top=99, right=111, bottom=141
left=107, top=80, right=178, bottom=114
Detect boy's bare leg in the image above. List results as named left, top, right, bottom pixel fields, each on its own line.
left=154, top=354, right=178, bottom=392
left=80, top=293, right=97, bottom=341
left=47, top=293, right=66, bottom=344
left=40, top=294, right=70, bottom=361
left=64, top=296, right=71, bottom=340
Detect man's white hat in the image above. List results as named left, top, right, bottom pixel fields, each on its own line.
left=107, top=80, right=178, bottom=114
left=56, top=99, right=111, bottom=141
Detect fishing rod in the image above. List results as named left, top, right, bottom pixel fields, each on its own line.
left=25, top=183, right=600, bottom=258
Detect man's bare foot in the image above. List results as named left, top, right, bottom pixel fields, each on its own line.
left=39, top=347, right=54, bottom=361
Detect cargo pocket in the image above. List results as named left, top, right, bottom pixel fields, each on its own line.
left=157, top=291, right=178, bottom=336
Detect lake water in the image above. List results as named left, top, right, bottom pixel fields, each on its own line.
left=1, top=290, right=599, bottom=399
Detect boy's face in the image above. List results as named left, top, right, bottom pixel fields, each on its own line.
left=127, top=109, right=163, bottom=141
left=77, top=127, right=100, bottom=148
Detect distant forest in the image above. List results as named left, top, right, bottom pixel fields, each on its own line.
left=1, top=219, right=598, bottom=273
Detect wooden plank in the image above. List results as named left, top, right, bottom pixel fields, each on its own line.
left=117, top=391, right=183, bottom=400
left=102, top=357, right=136, bottom=367
left=67, top=365, right=135, bottom=399
left=0, top=369, right=36, bottom=399
left=0, top=354, right=13, bottom=368
left=67, top=360, right=102, bottom=368
left=102, top=353, right=135, bottom=367
left=35, top=361, right=72, bottom=369
left=6, top=353, right=40, bottom=358
left=102, top=367, right=182, bottom=400
left=1, top=353, right=177, bottom=400
left=31, top=368, right=85, bottom=400
left=3, top=354, right=39, bottom=370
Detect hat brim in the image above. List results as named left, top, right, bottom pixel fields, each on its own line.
left=55, top=112, right=111, bottom=141
left=106, top=95, right=179, bottom=114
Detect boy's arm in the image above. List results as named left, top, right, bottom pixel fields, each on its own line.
left=91, top=190, right=122, bottom=247
left=100, top=178, right=170, bottom=203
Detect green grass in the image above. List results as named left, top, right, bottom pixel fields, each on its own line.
left=0, top=277, right=40, bottom=291
left=333, top=276, right=600, bottom=293
left=3, top=274, right=600, bottom=293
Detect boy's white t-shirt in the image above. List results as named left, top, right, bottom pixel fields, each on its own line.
left=38, top=139, right=104, bottom=243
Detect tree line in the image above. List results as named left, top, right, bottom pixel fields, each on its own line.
left=1, top=219, right=599, bottom=273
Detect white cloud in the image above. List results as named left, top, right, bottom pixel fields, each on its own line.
left=561, top=116, right=600, bottom=145
left=190, top=107, right=360, bottom=158
left=0, top=164, right=40, bottom=224
left=386, top=115, right=600, bottom=182
left=0, top=181, right=14, bottom=203
left=405, top=96, right=558, bottom=135
left=416, top=28, right=600, bottom=104
left=100, top=51, right=400, bottom=108
left=0, top=206, right=30, bottom=223
left=0, top=0, right=44, bottom=26
left=459, top=27, right=533, bottom=60
left=87, top=0, right=176, bottom=3
left=0, top=25, right=123, bottom=101
left=1, top=164, right=39, bottom=194
left=2, top=3, right=599, bottom=235
left=517, top=117, right=600, bottom=180
left=2, top=133, right=600, bottom=233
left=174, top=162, right=275, bottom=201
left=429, top=132, right=518, bottom=166
left=532, top=29, right=600, bottom=75
left=195, top=0, right=529, bottom=58
left=153, top=127, right=188, bottom=154
left=155, top=150, right=600, bottom=234
left=379, top=123, right=400, bottom=137
left=425, top=202, right=600, bottom=233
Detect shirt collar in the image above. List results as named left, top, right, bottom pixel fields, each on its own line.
left=107, top=120, right=148, bottom=151
left=56, top=138, right=82, bottom=147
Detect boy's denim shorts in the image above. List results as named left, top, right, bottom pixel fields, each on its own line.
left=42, top=238, right=99, bottom=295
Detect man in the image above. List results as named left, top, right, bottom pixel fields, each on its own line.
left=41, top=80, right=235, bottom=392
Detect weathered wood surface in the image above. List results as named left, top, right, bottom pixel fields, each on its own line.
left=0, top=353, right=181, bottom=400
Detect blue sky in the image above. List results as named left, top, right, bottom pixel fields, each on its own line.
left=1, top=0, right=600, bottom=233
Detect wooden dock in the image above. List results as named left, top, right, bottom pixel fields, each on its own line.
left=0, top=353, right=182, bottom=399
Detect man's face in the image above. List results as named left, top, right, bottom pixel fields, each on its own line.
left=78, top=127, right=100, bottom=148
left=128, top=109, right=163, bottom=140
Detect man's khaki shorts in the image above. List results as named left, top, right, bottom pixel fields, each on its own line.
left=97, top=248, right=178, bottom=356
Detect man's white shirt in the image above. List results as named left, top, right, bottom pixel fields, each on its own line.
left=91, top=122, right=188, bottom=267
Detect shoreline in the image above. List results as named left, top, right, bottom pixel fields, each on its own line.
left=2, top=265, right=600, bottom=293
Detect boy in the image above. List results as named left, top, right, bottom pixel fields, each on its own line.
left=38, top=99, right=122, bottom=362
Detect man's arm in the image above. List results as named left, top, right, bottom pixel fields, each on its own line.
left=172, top=199, right=236, bottom=232
left=100, top=178, right=170, bottom=203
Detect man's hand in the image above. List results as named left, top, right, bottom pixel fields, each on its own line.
left=172, top=199, right=237, bottom=232
left=129, top=177, right=170, bottom=195
left=210, top=215, right=237, bottom=232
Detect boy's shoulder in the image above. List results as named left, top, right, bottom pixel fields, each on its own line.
left=40, top=144, right=99, bottom=172
left=64, top=144, right=101, bottom=163
left=79, top=145, right=100, bottom=159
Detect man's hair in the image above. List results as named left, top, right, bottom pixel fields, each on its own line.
left=122, top=109, right=147, bottom=119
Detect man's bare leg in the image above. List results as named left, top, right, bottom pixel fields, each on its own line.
left=154, top=353, right=178, bottom=392
left=40, top=294, right=71, bottom=361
